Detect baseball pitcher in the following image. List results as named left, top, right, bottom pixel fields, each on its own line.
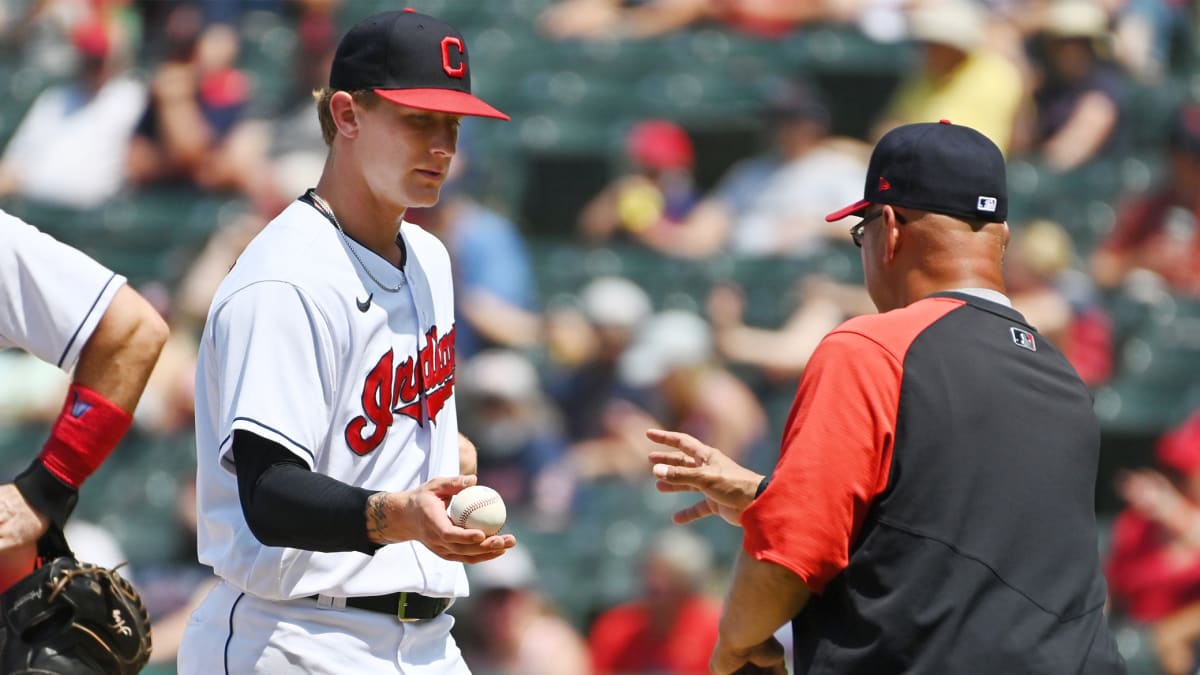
left=179, top=10, right=517, bottom=674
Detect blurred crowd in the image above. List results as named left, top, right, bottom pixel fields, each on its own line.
left=0, top=0, right=1198, bottom=673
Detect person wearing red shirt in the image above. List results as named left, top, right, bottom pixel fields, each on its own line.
left=1107, top=410, right=1200, bottom=674
left=588, top=528, right=721, bottom=675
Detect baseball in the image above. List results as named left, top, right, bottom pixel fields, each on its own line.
left=447, top=485, right=507, bottom=535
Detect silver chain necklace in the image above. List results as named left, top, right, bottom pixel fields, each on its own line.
left=306, top=189, right=405, bottom=293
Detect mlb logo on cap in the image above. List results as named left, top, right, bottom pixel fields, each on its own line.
left=977, top=196, right=998, bottom=212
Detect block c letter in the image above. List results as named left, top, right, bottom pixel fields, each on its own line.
left=442, top=37, right=465, bottom=78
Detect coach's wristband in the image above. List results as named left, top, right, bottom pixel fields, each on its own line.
left=13, top=459, right=79, bottom=530
left=754, top=475, right=771, bottom=500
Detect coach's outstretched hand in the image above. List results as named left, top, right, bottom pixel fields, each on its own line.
left=366, top=475, right=516, bottom=564
left=646, top=429, right=764, bottom=527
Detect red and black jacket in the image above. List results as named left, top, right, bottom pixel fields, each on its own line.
left=742, top=291, right=1126, bottom=674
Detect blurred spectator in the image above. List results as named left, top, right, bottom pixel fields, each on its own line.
left=572, top=310, right=767, bottom=479
left=268, top=6, right=337, bottom=201
left=1026, top=0, right=1127, bottom=172
left=457, top=349, right=571, bottom=523
left=1007, top=219, right=1113, bottom=386
left=578, top=119, right=700, bottom=245
left=0, top=349, right=73, bottom=424
left=136, top=472, right=217, bottom=667
left=546, top=276, right=655, bottom=443
left=0, top=18, right=146, bottom=208
left=616, top=311, right=764, bottom=461
left=0, top=0, right=138, bottom=75
left=125, top=6, right=275, bottom=210
left=875, top=0, right=1025, bottom=154
left=174, top=210, right=267, bottom=330
left=538, top=0, right=844, bottom=40
left=707, top=276, right=874, bottom=380
left=412, top=148, right=541, bottom=359
left=1091, top=100, right=1200, bottom=296
left=588, top=527, right=721, bottom=674
left=1107, top=410, right=1200, bottom=675
left=647, top=80, right=868, bottom=258
left=459, top=547, right=592, bottom=675
left=132, top=323, right=199, bottom=435
left=707, top=218, right=1110, bottom=387
left=1110, top=0, right=1192, bottom=83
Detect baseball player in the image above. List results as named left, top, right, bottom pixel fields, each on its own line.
left=0, top=210, right=168, bottom=589
left=178, top=10, right=516, bottom=674
left=647, top=122, right=1126, bottom=674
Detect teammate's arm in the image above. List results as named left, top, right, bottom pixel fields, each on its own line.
left=3, top=285, right=168, bottom=548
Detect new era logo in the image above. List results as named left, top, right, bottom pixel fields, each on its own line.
left=977, top=196, right=998, bottom=212
left=1010, top=327, right=1037, bottom=352
left=878, top=177, right=892, bottom=191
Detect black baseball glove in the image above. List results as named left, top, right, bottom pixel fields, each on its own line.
left=0, top=526, right=152, bottom=674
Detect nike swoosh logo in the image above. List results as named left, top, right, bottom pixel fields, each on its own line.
left=356, top=293, right=373, bottom=313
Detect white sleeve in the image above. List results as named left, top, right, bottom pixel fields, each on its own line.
left=208, top=281, right=337, bottom=468
left=0, top=211, right=125, bottom=370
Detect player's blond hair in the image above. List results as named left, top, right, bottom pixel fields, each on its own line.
left=313, top=88, right=382, bottom=146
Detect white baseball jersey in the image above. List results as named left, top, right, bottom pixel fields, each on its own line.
left=0, top=209, right=125, bottom=370
left=192, top=198, right=465, bottom=601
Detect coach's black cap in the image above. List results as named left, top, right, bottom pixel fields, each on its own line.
left=826, top=120, right=1006, bottom=223
left=330, top=8, right=509, bottom=120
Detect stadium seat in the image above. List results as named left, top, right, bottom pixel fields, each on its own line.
left=1095, top=294, right=1200, bottom=434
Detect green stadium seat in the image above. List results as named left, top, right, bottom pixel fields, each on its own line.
left=1095, top=294, right=1200, bottom=434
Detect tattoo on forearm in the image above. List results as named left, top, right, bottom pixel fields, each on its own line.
left=366, top=492, right=390, bottom=543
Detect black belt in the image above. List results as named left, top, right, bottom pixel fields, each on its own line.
left=312, top=591, right=451, bottom=622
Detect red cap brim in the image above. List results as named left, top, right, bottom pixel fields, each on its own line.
left=375, top=88, right=510, bottom=121
left=824, top=199, right=871, bottom=222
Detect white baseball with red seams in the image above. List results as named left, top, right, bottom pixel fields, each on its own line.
left=447, top=485, right=506, bottom=535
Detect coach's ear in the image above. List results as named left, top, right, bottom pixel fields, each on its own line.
left=883, top=205, right=904, bottom=265
left=329, top=91, right=360, bottom=140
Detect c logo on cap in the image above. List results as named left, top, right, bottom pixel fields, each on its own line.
left=441, top=36, right=466, bottom=78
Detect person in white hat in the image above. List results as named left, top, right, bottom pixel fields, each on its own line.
left=874, top=0, right=1025, bottom=154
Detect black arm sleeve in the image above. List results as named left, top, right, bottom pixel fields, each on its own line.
left=13, top=459, right=78, bottom=529
left=232, top=430, right=383, bottom=555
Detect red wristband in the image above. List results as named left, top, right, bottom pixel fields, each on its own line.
left=39, top=384, right=133, bottom=489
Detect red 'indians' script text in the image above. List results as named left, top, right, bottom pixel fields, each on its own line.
left=345, top=325, right=455, bottom=455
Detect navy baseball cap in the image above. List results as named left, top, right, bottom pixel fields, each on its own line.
left=826, top=120, right=1007, bottom=223
left=330, top=9, right=509, bottom=120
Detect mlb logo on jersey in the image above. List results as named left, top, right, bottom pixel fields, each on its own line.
left=345, top=324, right=456, bottom=455
left=1010, top=327, right=1037, bottom=352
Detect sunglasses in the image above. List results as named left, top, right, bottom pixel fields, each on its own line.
left=850, top=209, right=906, bottom=248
